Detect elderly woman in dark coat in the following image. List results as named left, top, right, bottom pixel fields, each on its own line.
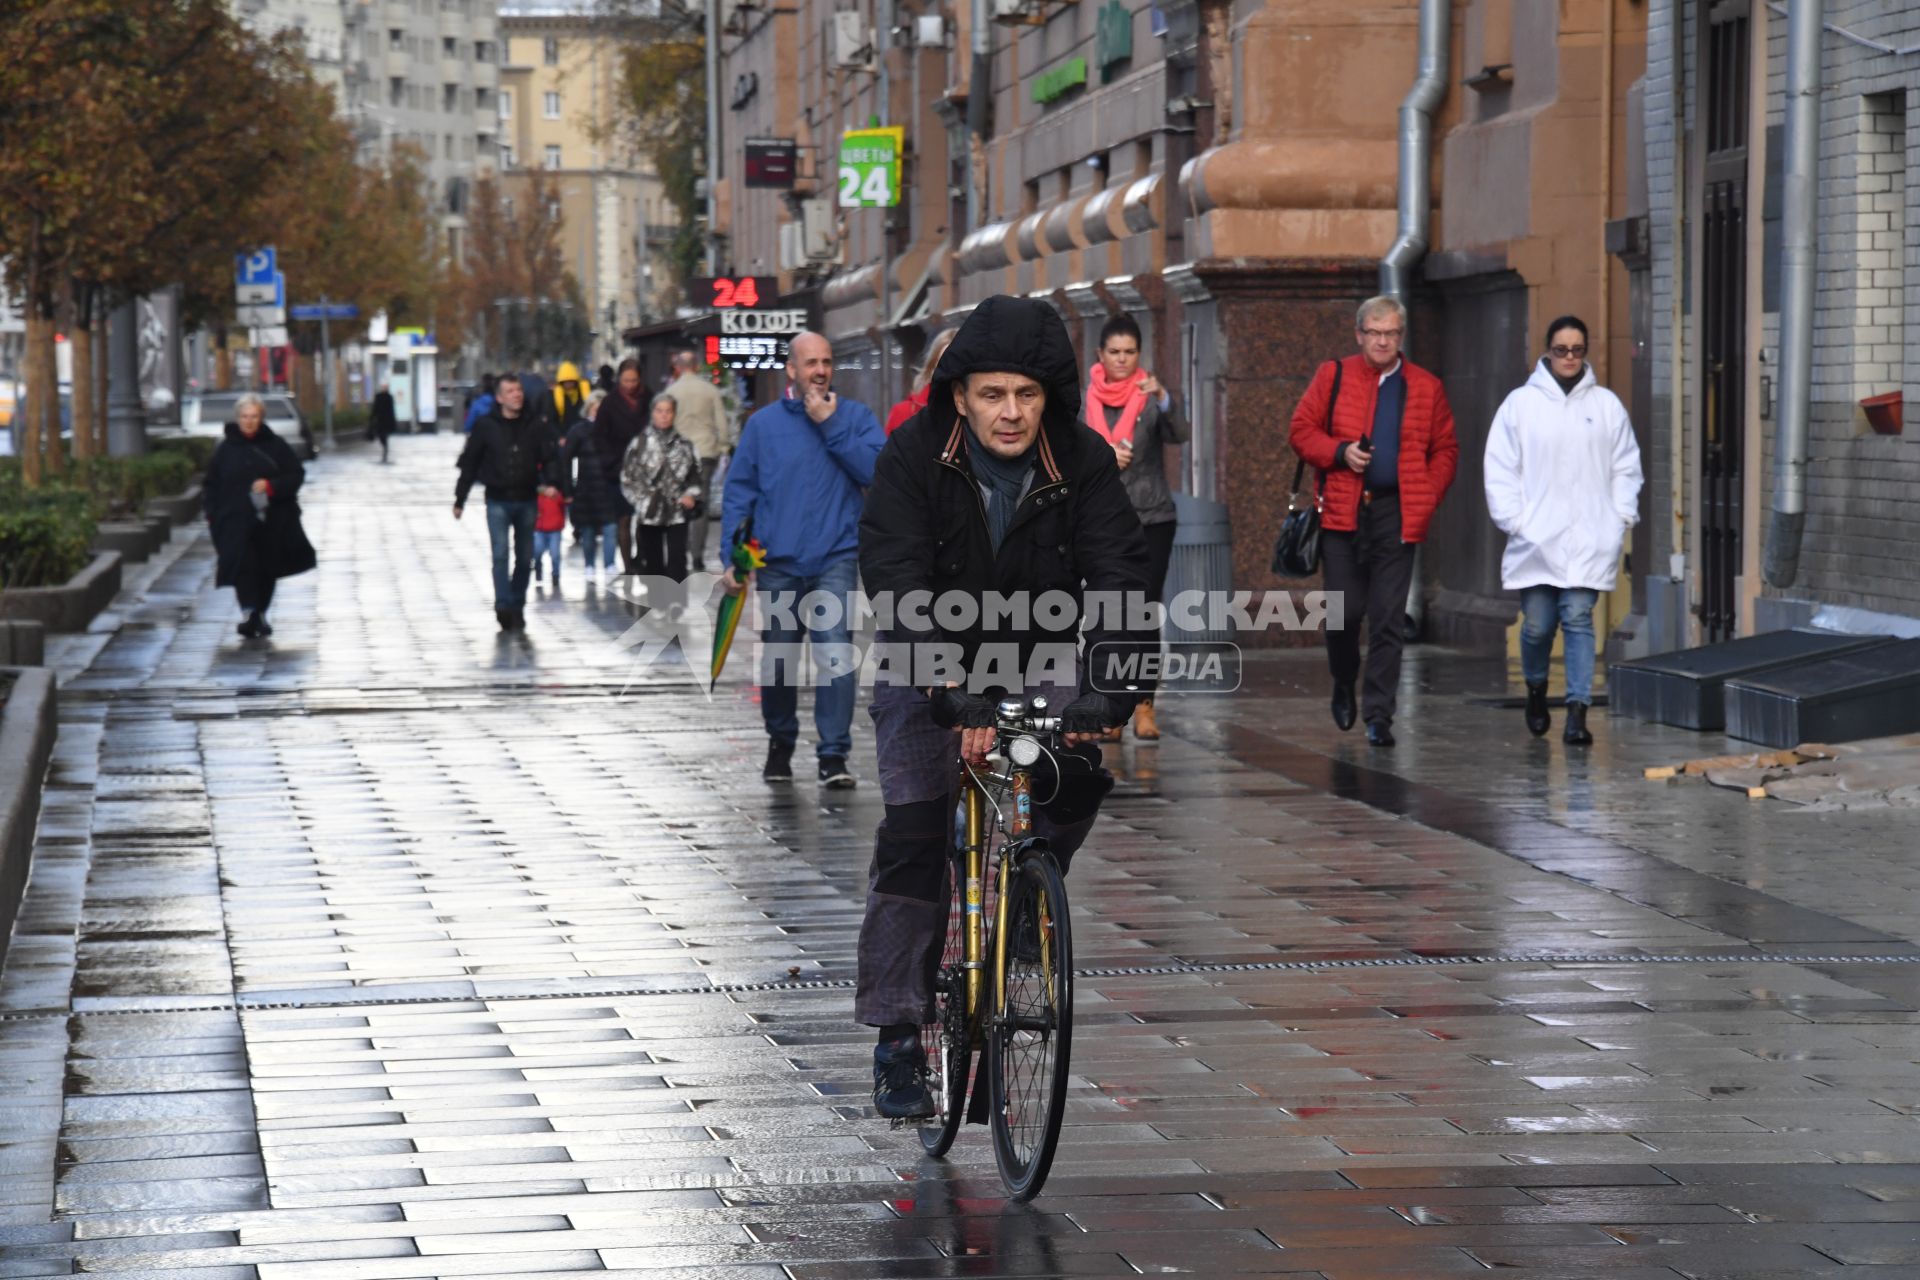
left=203, top=393, right=317, bottom=638
left=563, top=389, right=624, bottom=581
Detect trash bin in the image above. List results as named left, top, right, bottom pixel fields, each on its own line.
left=1163, top=493, right=1233, bottom=644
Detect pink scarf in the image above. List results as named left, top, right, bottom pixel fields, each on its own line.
left=1085, top=363, right=1147, bottom=446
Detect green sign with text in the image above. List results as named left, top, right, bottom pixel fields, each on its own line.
left=1095, top=1, right=1132, bottom=81
left=1031, top=57, right=1087, bottom=105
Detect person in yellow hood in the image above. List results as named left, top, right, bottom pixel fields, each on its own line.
left=552, top=361, right=588, bottom=430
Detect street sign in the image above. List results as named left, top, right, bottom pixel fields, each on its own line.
left=235, top=248, right=277, bottom=305
left=236, top=248, right=276, bottom=286
left=291, top=303, right=360, bottom=321
left=237, top=304, right=286, bottom=328
left=837, top=126, right=904, bottom=208
left=688, top=276, right=779, bottom=310
left=744, top=138, right=798, bottom=189
left=249, top=325, right=290, bottom=348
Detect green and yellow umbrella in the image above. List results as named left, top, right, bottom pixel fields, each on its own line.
left=710, top=535, right=769, bottom=690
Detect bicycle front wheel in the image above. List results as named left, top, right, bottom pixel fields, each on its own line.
left=919, top=848, right=972, bottom=1157
left=987, top=848, right=1073, bottom=1200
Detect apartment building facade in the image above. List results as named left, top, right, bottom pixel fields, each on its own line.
left=711, top=0, right=1647, bottom=651
left=235, top=0, right=505, bottom=256
left=497, top=6, right=674, bottom=363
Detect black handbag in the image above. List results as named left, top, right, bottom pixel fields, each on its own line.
left=1271, top=359, right=1343, bottom=578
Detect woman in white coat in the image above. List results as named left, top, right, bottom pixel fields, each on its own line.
left=1484, top=316, right=1643, bottom=745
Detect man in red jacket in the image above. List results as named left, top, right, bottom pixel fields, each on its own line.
left=1288, top=296, right=1458, bottom=747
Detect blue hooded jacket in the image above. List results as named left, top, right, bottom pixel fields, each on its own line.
left=722, top=390, right=885, bottom=576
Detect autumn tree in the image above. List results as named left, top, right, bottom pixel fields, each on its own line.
left=1, top=0, right=450, bottom=481
left=453, top=173, right=589, bottom=368
left=1, top=1, right=314, bottom=473
left=598, top=0, right=706, bottom=304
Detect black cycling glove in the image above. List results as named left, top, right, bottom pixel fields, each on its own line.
left=928, top=686, right=998, bottom=729
left=1060, top=692, right=1127, bottom=735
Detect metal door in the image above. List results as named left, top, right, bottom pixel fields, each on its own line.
left=1698, top=0, right=1750, bottom=642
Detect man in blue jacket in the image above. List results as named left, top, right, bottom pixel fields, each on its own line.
left=722, top=331, right=885, bottom=787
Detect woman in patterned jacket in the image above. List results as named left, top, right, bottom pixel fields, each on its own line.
left=620, top=392, right=703, bottom=588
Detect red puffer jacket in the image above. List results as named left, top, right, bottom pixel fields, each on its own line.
left=1287, top=354, right=1458, bottom=543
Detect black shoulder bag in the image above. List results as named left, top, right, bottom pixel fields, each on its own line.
left=1270, top=359, right=1343, bottom=578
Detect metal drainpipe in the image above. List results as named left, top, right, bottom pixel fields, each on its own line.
left=1378, top=0, right=1449, bottom=635
left=705, top=0, right=724, bottom=275
left=1379, top=0, right=1448, bottom=302
left=966, top=0, right=990, bottom=231
left=1763, top=0, right=1823, bottom=589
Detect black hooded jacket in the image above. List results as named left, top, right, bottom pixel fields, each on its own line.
left=859, top=294, right=1155, bottom=700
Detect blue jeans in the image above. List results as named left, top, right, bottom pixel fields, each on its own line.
left=756, top=556, right=859, bottom=760
left=485, top=499, right=536, bottom=610
left=578, top=521, right=619, bottom=571
left=533, top=529, right=563, bottom=579
left=1520, top=585, right=1600, bottom=705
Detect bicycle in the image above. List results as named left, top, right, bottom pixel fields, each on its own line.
left=916, top=693, right=1080, bottom=1201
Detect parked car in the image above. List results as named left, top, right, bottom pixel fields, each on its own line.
left=158, top=391, right=317, bottom=460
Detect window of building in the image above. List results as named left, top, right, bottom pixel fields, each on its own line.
left=444, top=37, right=457, bottom=58
left=444, top=133, right=455, bottom=159
left=544, top=145, right=562, bottom=169
left=496, top=87, right=511, bottom=120
left=543, top=91, right=561, bottom=119
left=543, top=37, right=560, bottom=66
left=1853, top=91, right=1909, bottom=403
left=444, top=83, right=459, bottom=112
left=389, top=76, right=405, bottom=107
left=475, top=40, right=494, bottom=63
left=389, top=27, right=403, bottom=50
left=501, top=144, right=516, bottom=169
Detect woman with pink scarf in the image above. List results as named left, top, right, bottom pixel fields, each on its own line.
left=1085, top=314, right=1187, bottom=741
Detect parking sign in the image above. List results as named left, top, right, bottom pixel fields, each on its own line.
left=235, top=248, right=277, bottom=305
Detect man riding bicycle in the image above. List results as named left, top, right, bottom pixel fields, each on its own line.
left=857, top=294, right=1157, bottom=1119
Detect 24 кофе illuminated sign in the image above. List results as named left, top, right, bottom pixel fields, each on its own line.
left=702, top=308, right=810, bottom=372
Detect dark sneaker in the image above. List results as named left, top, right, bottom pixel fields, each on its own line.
left=496, top=609, right=513, bottom=632
left=534, top=560, right=543, bottom=583
left=873, top=1034, right=934, bottom=1119
left=819, top=756, right=855, bottom=789
left=763, top=740, right=795, bottom=782
left=255, top=615, right=273, bottom=638
left=237, top=615, right=261, bottom=639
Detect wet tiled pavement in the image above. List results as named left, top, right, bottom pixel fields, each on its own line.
left=5, top=435, right=1920, bottom=1276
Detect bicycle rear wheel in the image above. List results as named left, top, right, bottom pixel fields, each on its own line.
left=919, top=848, right=972, bottom=1156
left=987, top=847, right=1073, bottom=1200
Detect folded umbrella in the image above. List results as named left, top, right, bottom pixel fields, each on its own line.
left=710, top=535, right=768, bottom=690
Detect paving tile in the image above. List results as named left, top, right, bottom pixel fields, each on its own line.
left=8, top=442, right=1920, bottom=1275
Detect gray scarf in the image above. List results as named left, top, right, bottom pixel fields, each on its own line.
left=969, top=441, right=1035, bottom=551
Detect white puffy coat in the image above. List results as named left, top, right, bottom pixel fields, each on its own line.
left=1484, top=360, right=1644, bottom=592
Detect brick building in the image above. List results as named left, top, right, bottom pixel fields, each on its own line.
left=1643, top=0, right=1920, bottom=649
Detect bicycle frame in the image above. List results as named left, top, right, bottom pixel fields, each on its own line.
left=958, top=757, right=1035, bottom=1045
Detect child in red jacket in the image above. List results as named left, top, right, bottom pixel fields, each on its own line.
left=534, top=488, right=567, bottom=586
